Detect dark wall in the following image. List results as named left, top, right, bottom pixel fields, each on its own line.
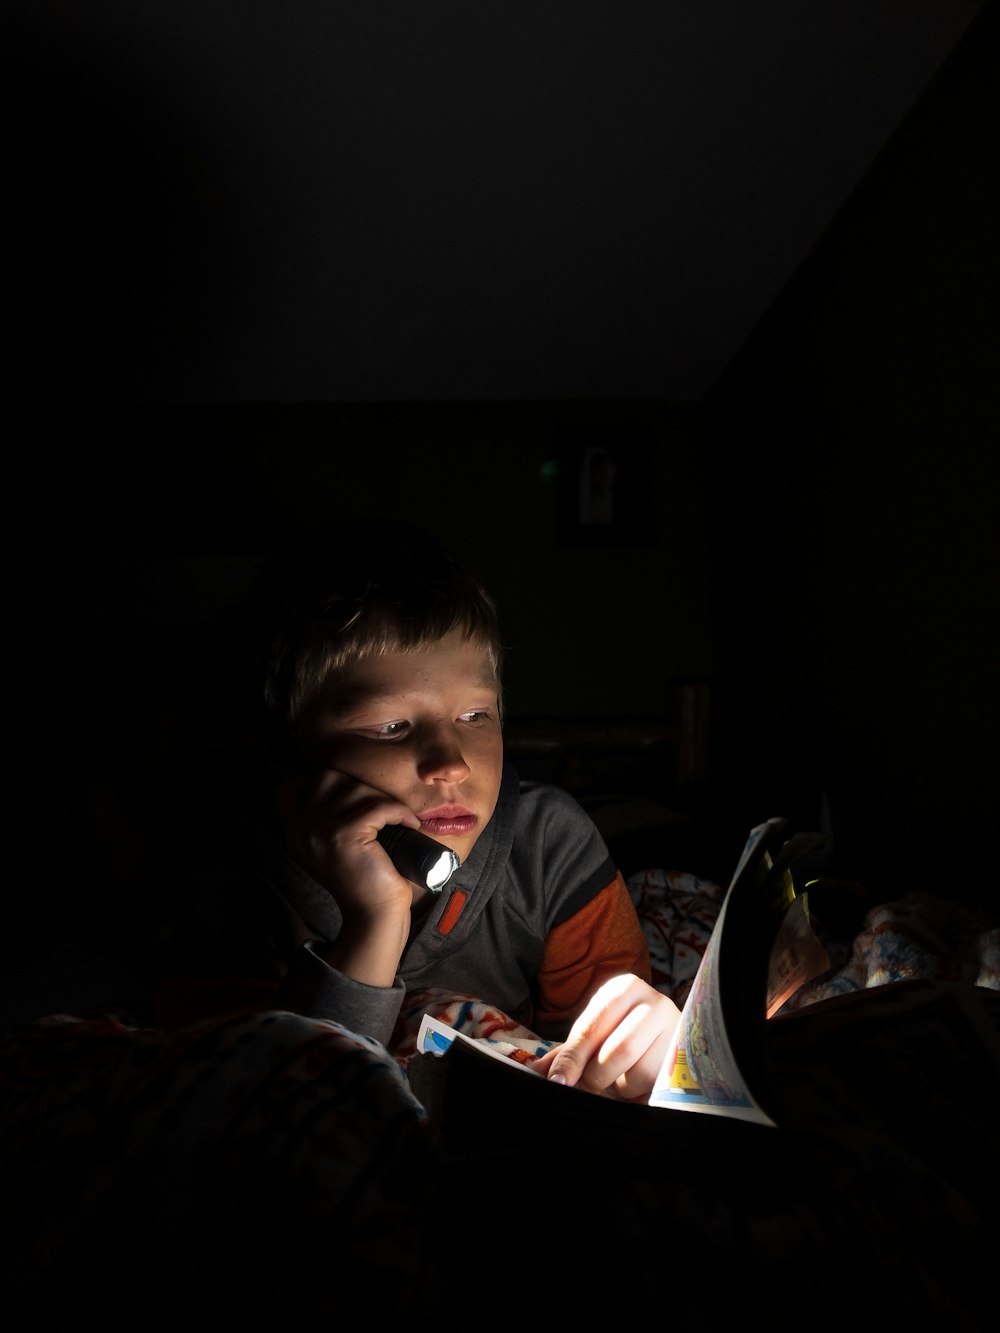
left=5, top=6, right=996, bottom=914
left=5, top=408, right=711, bottom=985
left=702, top=2, right=998, bottom=905
left=7, top=401, right=709, bottom=719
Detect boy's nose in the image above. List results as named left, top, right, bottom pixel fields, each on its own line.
left=416, top=734, right=470, bottom=784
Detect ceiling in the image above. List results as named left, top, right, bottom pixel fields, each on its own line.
left=10, top=0, right=989, bottom=402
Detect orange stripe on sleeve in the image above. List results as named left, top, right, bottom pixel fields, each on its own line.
left=532, top=871, right=650, bottom=1038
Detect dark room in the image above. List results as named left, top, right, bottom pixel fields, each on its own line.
left=4, top=3, right=999, bottom=1328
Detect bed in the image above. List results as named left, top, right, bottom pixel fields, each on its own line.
left=2, top=860, right=997, bottom=1330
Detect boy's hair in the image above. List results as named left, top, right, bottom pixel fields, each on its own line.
left=257, top=522, right=503, bottom=736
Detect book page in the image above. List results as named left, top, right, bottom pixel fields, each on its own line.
left=766, top=892, right=831, bottom=1018
left=648, top=819, right=831, bottom=1124
left=647, top=819, right=786, bottom=1125
left=648, top=885, right=777, bottom=1124
left=416, top=1013, right=542, bottom=1075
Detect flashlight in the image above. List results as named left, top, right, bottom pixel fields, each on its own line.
left=376, top=825, right=460, bottom=892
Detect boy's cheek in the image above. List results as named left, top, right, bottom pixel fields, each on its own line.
left=307, top=732, right=380, bottom=775
left=320, top=749, right=422, bottom=808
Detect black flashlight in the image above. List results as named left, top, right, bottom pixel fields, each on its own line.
left=376, top=825, right=460, bottom=892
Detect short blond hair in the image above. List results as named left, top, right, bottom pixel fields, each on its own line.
left=259, top=522, right=503, bottom=734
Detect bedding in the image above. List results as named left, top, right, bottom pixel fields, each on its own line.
left=1, top=870, right=997, bottom=1329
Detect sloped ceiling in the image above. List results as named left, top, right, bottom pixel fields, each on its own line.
left=10, top=0, right=988, bottom=402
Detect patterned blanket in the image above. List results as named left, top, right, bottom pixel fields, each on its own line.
left=2, top=872, right=998, bottom=1329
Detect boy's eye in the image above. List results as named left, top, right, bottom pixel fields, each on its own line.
left=367, top=721, right=410, bottom=739
left=460, top=710, right=491, bottom=725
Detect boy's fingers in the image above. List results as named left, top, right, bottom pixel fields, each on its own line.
left=611, top=1021, right=676, bottom=1101
left=543, top=974, right=644, bottom=1087
left=528, top=1045, right=561, bottom=1076
left=542, top=976, right=681, bottom=1096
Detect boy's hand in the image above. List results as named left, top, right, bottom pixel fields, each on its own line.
left=273, top=768, right=422, bottom=986
left=274, top=766, right=422, bottom=912
left=531, top=974, right=681, bottom=1104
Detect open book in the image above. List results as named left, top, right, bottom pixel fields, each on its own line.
left=413, top=816, right=831, bottom=1127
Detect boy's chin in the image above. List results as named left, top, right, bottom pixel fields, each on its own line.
left=462, top=822, right=490, bottom=856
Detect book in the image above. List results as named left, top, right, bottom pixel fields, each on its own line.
left=410, top=816, right=831, bottom=1127
left=647, top=816, right=830, bottom=1123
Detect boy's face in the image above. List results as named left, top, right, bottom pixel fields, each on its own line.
left=302, top=629, right=503, bottom=867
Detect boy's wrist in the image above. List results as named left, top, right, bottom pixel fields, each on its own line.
left=322, top=905, right=411, bottom=988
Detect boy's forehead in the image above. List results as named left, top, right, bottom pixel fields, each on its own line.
left=317, top=637, right=498, bottom=714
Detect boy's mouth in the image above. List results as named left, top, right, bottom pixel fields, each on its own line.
left=420, top=805, right=477, bottom=837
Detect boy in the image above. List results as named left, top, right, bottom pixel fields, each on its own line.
left=158, top=522, right=679, bottom=1101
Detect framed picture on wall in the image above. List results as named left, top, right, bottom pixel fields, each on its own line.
left=551, top=423, right=657, bottom=547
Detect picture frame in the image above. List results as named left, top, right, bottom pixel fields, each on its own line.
left=551, top=424, right=657, bottom=547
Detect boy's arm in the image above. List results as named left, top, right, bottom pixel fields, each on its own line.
left=154, top=945, right=407, bottom=1045
left=155, top=822, right=409, bottom=1043
left=531, top=870, right=651, bottom=1038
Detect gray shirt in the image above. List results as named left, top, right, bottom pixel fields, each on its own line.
left=165, top=762, right=617, bottom=1046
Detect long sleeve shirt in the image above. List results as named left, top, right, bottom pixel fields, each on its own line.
left=156, top=762, right=650, bottom=1048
